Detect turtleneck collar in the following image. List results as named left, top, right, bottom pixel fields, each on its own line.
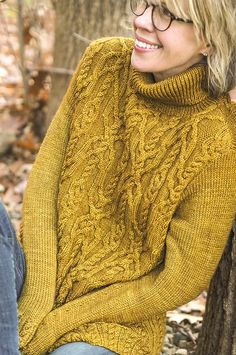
left=131, top=65, right=216, bottom=114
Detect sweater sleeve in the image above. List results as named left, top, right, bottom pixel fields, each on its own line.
left=18, top=58, right=86, bottom=348
left=18, top=38, right=133, bottom=351
left=24, top=150, right=236, bottom=354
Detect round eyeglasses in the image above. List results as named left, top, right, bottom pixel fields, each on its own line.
left=130, top=0, right=193, bottom=32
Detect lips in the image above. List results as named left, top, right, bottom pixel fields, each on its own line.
left=135, top=35, right=162, bottom=50
left=135, top=39, right=162, bottom=49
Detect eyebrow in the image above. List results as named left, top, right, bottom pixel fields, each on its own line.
left=160, top=1, right=173, bottom=10
left=160, top=1, right=178, bottom=15
left=148, top=0, right=178, bottom=17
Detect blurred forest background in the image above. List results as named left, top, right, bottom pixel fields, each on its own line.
left=0, top=0, right=54, bottom=231
left=0, top=1, right=232, bottom=354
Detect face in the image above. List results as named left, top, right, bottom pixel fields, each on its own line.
left=131, top=0, right=208, bottom=81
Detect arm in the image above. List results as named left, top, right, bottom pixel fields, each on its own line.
left=19, top=38, right=134, bottom=350
left=25, top=150, right=236, bottom=354
left=18, top=59, right=86, bottom=348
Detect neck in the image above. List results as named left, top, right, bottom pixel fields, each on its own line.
left=152, top=59, right=207, bottom=83
left=131, top=64, right=216, bottom=116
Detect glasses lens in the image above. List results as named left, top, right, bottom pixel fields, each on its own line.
left=152, top=5, right=172, bottom=31
left=130, top=0, right=147, bottom=16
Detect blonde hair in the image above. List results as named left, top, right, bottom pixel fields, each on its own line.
left=158, top=0, right=236, bottom=97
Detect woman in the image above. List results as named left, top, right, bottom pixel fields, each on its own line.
left=1, top=0, right=236, bottom=354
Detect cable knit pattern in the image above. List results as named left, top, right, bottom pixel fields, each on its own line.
left=19, top=37, right=236, bottom=355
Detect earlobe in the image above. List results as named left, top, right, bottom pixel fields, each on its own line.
left=229, top=87, right=236, bottom=103
left=201, top=43, right=213, bottom=57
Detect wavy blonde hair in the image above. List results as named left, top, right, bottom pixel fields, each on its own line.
left=157, top=0, right=236, bottom=97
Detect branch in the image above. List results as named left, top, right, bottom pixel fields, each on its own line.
left=73, top=32, right=92, bottom=44
left=29, top=66, right=74, bottom=76
left=17, top=0, right=29, bottom=103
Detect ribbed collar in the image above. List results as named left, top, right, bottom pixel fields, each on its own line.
left=131, top=65, right=216, bottom=115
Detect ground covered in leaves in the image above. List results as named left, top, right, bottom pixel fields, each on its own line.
left=0, top=1, right=206, bottom=353
left=0, top=0, right=53, bottom=228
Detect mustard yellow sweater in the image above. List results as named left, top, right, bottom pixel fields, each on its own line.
left=18, top=37, right=236, bottom=355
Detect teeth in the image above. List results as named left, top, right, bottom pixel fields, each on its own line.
left=135, top=39, right=160, bottom=49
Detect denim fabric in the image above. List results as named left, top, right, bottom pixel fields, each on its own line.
left=50, top=342, right=117, bottom=354
left=0, top=201, right=26, bottom=355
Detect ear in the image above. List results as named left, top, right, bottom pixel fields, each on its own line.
left=200, top=44, right=212, bottom=57
left=229, top=87, right=236, bottom=103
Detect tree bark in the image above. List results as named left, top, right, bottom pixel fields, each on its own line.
left=45, top=0, right=130, bottom=132
left=196, top=222, right=236, bottom=355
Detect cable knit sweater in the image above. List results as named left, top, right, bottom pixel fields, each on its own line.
left=18, top=37, right=236, bottom=355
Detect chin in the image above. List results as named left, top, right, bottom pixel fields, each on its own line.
left=131, top=52, right=152, bottom=73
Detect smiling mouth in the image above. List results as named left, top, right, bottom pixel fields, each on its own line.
left=135, top=39, right=162, bottom=50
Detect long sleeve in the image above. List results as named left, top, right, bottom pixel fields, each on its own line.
left=24, top=150, right=236, bottom=354
left=18, top=38, right=134, bottom=352
left=18, top=61, right=85, bottom=348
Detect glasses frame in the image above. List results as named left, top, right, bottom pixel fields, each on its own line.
left=130, top=0, right=193, bottom=32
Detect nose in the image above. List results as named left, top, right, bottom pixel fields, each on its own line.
left=133, top=6, right=154, bottom=31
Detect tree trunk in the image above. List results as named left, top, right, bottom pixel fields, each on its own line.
left=45, top=0, right=130, bottom=132
left=196, top=222, right=236, bottom=355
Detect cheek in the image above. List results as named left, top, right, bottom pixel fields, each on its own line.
left=162, top=30, right=201, bottom=57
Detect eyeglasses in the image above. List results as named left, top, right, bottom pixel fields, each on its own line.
left=130, top=0, right=193, bottom=32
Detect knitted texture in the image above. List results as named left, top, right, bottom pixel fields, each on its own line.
left=18, top=37, right=236, bottom=355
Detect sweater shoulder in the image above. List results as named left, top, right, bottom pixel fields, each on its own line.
left=71, top=37, right=134, bottom=94
left=218, top=96, right=236, bottom=150
left=193, top=96, right=236, bottom=153
left=87, top=36, right=134, bottom=56
left=75, top=37, right=134, bottom=75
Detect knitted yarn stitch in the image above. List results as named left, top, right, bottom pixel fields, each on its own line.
left=19, top=37, right=236, bottom=355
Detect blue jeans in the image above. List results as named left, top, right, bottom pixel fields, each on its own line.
left=0, top=202, right=116, bottom=355
left=0, top=201, right=25, bottom=355
left=50, top=342, right=116, bottom=354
